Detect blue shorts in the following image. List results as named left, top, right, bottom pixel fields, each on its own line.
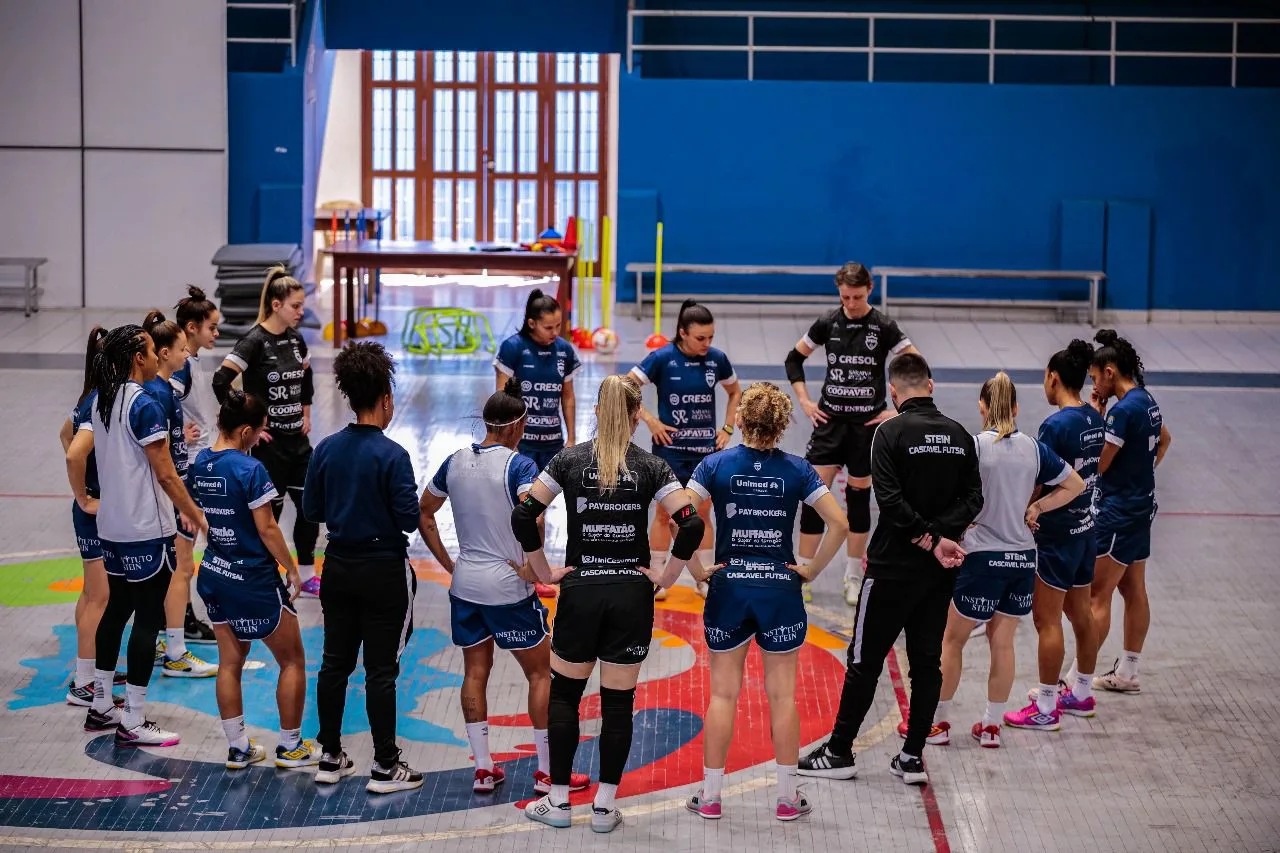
left=71, top=500, right=103, bottom=561
left=654, top=448, right=705, bottom=485
left=1095, top=521, right=1151, bottom=567
left=197, top=561, right=295, bottom=641
left=953, top=549, right=1037, bottom=622
left=519, top=444, right=563, bottom=474
left=174, top=509, right=196, bottom=543
left=102, top=536, right=176, bottom=582
left=450, top=593, right=549, bottom=650
left=1036, top=535, right=1096, bottom=591
left=703, top=582, right=808, bottom=654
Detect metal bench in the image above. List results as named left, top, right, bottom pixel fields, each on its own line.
left=625, top=262, right=1103, bottom=325
left=0, top=257, right=47, bottom=317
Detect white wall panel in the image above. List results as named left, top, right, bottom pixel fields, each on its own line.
left=81, top=0, right=226, bottom=150
left=0, top=0, right=82, bottom=147
left=84, top=151, right=225, bottom=308
left=316, top=50, right=363, bottom=205
left=0, top=150, right=83, bottom=308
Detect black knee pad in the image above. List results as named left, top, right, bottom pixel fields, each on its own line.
left=549, top=671, right=588, bottom=711
left=599, top=685, right=636, bottom=721
left=846, top=485, right=871, bottom=534
left=800, top=501, right=826, bottom=535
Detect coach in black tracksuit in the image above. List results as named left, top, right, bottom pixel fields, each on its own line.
left=799, top=353, right=983, bottom=786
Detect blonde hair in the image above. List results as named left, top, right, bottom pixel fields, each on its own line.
left=738, top=382, right=792, bottom=449
left=980, top=371, right=1018, bottom=441
left=257, top=265, right=305, bottom=325
left=593, top=375, right=641, bottom=491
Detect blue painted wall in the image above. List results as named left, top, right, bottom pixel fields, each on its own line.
left=227, top=0, right=334, bottom=277
left=617, top=75, right=1280, bottom=311
left=324, top=0, right=627, bottom=52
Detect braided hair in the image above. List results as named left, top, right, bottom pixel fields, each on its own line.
left=91, top=325, right=149, bottom=431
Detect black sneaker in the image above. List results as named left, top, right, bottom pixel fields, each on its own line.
left=797, top=743, right=857, bottom=780
left=84, top=706, right=121, bottom=732
left=184, top=609, right=218, bottom=645
left=315, top=751, right=357, bottom=785
left=889, top=754, right=929, bottom=786
left=366, top=760, right=424, bottom=794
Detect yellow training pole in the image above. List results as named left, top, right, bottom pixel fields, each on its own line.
left=601, top=215, right=612, bottom=328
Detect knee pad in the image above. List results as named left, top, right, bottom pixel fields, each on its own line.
left=800, top=501, right=826, bottom=535
left=846, top=485, right=871, bottom=534
left=549, top=671, right=588, bottom=710
left=598, top=685, right=636, bottom=721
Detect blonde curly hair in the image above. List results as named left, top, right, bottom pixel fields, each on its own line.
left=738, top=382, right=792, bottom=448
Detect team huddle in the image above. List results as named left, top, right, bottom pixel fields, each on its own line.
left=58, top=261, right=1171, bottom=833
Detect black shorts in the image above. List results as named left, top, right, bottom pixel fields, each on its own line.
left=551, top=581, right=655, bottom=666
left=252, top=432, right=312, bottom=498
left=805, top=417, right=878, bottom=475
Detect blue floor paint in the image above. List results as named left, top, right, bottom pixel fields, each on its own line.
left=11, top=623, right=464, bottom=746
left=0, top=709, right=700, bottom=831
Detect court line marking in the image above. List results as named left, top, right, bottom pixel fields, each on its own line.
left=886, top=647, right=952, bottom=853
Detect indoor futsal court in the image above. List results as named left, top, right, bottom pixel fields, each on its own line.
left=2, top=2, right=1279, bottom=852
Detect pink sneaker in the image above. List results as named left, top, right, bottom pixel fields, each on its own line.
left=776, top=793, right=812, bottom=821
left=1057, top=691, right=1097, bottom=717
left=1003, top=701, right=1061, bottom=731
left=299, top=576, right=322, bottom=597
left=686, top=790, right=722, bottom=820
left=971, top=722, right=1001, bottom=748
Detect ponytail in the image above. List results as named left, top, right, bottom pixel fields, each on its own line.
left=980, top=371, right=1018, bottom=441
left=217, top=389, right=268, bottom=436
left=142, top=309, right=183, bottom=354
left=674, top=299, right=714, bottom=344
left=92, top=325, right=148, bottom=431
left=519, top=288, right=560, bottom=338
left=1093, top=329, right=1145, bottom=386
left=79, top=326, right=108, bottom=406
left=257, top=265, right=304, bottom=325
left=484, top=377, right=528, bottom=428
left=593, top=374, right=641, bottom=491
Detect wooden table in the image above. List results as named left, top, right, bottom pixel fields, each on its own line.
left=325, top=240, right=576, bottom=348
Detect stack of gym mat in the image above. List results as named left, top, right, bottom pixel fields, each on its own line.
left=210, top=244, right=320, bottom=339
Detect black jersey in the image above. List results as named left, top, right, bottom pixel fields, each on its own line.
left=538, top=441, right=681, bottom=588
left=226, top=325, right=310, bottom=436
left=803, top=307, right=910, bottom=422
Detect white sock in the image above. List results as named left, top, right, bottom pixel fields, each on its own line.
left=776, top=763, right=798, bottom=802
left=593, top=782, right=618, bottom=811
left=278, top=726, right=301, bottom=750
left=1036, top=684, right=1057, bottom=715
left=1117, top=650, right=1140, bottom=680
left=297, top=564, right=316, bottom=583
left=549, top=784, right=570, bottom=807
left=845, top=554, right=862, bottom=580
left=466, top=721, right=491, bottom=770
left=165, top=628, right=187, bottom=662
left=92, top=669, right=115, bottom=714
left=982, top=701, right=1005, bottom=727
left=75, top=658, right=96, bottom=688
left=703, top=766, right=724, bottom=799
left=933, top=699, right=951, bottom=725
left=899, top=750, right=919, bottom=762
left=123, top=684, right=147, bottom=729
left=1073, top=672, right=1094, bottom=701
left=533, top=728, right=550, bottom=775
left=221, top=715, right=250, bottom=752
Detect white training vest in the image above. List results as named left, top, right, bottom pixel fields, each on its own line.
left=92, top=382, right=176, bottom=543
left=176, top=352, right=218, bottom=463
left=963, top=430, right=1060, bottom=554
left=431, top=445, right=533, bottom=606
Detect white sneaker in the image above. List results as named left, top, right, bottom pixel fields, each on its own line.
left=525, top=794, right=572, bottom=828
left=366, top=760, right=424, bottom=794
left=276, top=738, right=322, bottom=768
left=161, top=650, right=218, bottom=678
left=1093, top=661, right=1141, bottom=694
left=591, top=806, right=622, bottom=833
left=115, top=719, right=180, bottom=747
left=315, top=751, right=356, bottom=784
left=843, top=575, right=861, bottom=607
